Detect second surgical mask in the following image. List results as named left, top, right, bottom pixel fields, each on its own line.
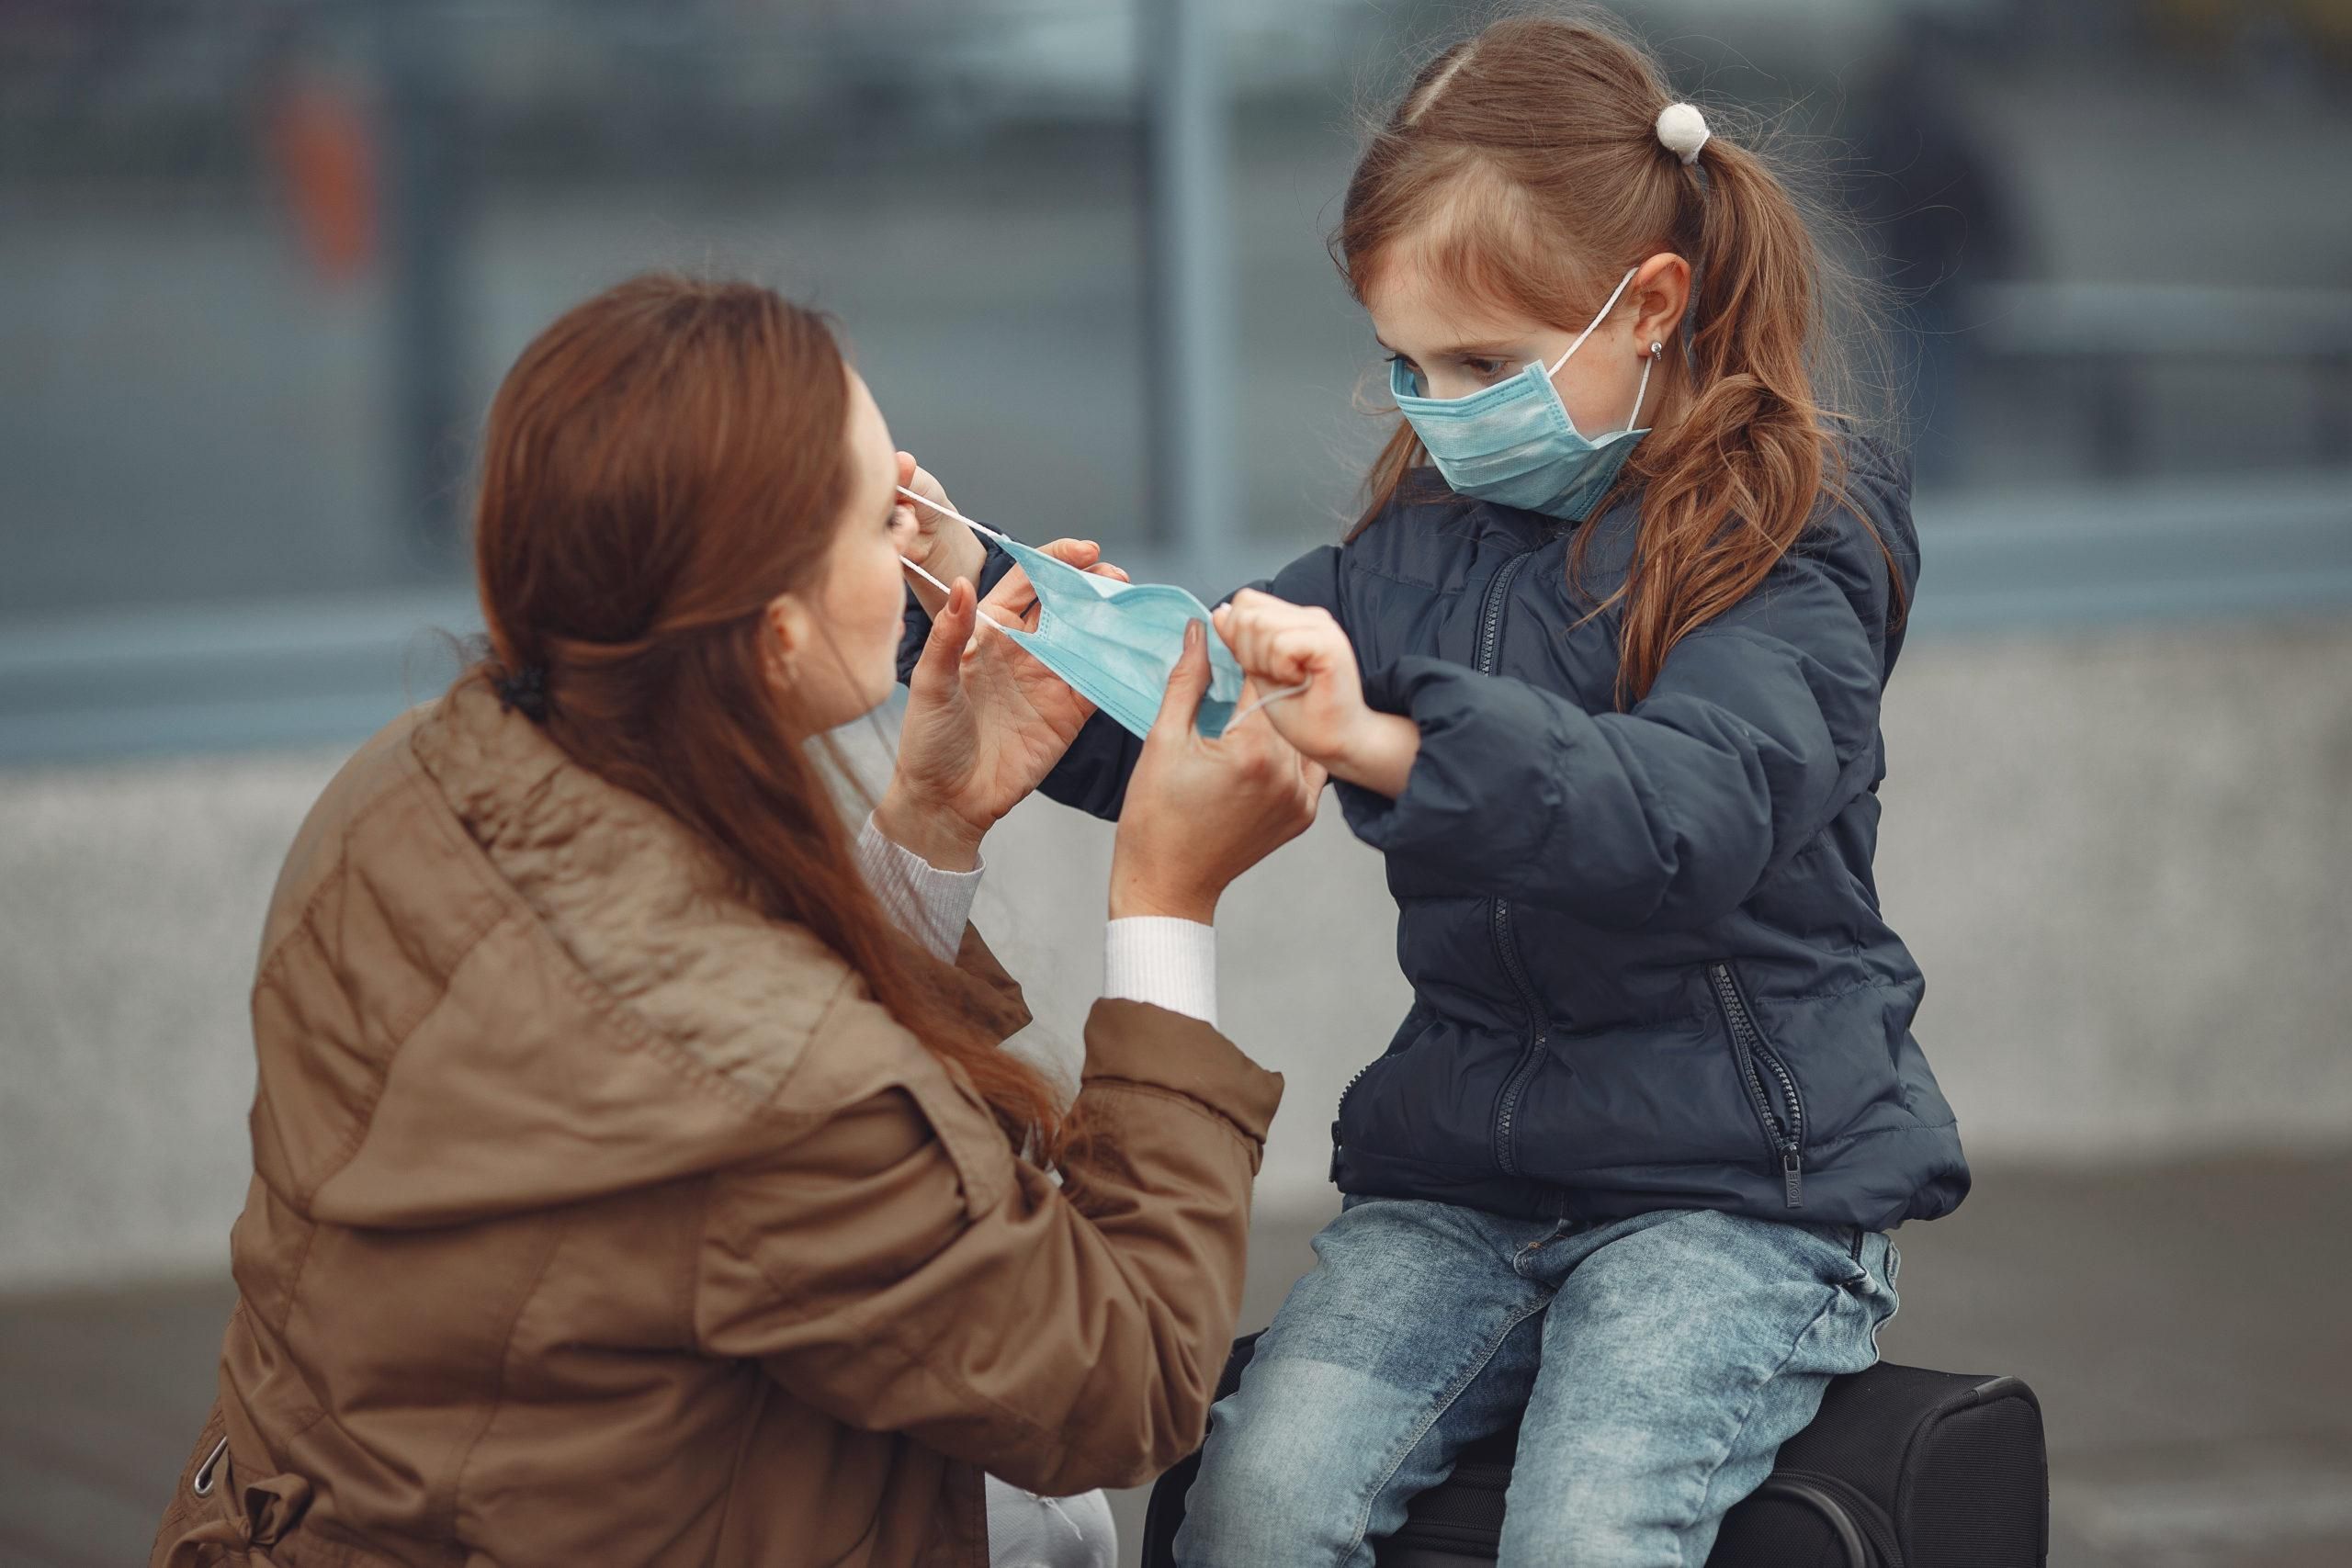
left=898, top=491, right=1245, bottom=739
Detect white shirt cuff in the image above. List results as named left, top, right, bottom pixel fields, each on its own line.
left=855, top=814, right=984, bottom=964
left=1104, top=917, right=1218, bottom=1029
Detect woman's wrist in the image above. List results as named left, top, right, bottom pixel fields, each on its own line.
left=1107, top=859, right=1217, bottom=926
left=1327, top=710, right=1420, bottom=797
left=873, top=783, right=987, bottom=873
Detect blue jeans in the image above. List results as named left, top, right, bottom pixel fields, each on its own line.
left=1173, top=1200, right=1900, bottom=1568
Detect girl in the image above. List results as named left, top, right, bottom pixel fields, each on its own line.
left=899, top=10, right=1969, bottom=1564
left=149, top=275, right=1327, bottom=1568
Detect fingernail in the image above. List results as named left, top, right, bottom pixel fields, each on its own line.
left=1185, top=620, right=1201, bottom=649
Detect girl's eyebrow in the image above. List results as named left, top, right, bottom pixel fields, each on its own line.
left=1375, top=336, right=1519, bottom=359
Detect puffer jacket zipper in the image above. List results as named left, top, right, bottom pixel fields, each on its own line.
left=1332, top=546, right=1548, bottom=1181
left=1332, top=1052, right=1378, bottom=1182
left=1708, top=961, right=1807, bottom=1207
left=1476, top=551, right=1548, bottom=1176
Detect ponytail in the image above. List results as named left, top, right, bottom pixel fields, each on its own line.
left=1594, top=132, right=1852, bottom=705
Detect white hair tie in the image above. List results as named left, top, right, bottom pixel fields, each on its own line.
left=1655, top=102, right=1710, bottom=165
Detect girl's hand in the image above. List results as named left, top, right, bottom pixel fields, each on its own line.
left=889, top=454, right=988, bottom=616
left=1111, top=622, right=1327, bottom=924
left=1211, top=590, right=1419, bottom=796
left=877, top=546, right=1114, bottom=865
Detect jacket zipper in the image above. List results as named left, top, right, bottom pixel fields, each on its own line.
left=1331, top=1061, right=1371, bottom=1182
left=1488, top=899, right=1549, bottom=1174
left=1476, top=552, right=1549, bottom=1176
left=1332, top=547, right=1546, bottom=1183
left=1708, top=961, right=1807, bottom=1208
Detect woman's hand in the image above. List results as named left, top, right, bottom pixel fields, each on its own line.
left=878, top=544, right=1123, bottom=867
left=889, top=454, right=988, bottom=616
left=1110, top=622, right=1328, bottom=924
left=1212, top=589, right=1419, bottom=797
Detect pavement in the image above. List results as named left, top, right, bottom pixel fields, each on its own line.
left=6, top=1150, right=2348, bottom=1568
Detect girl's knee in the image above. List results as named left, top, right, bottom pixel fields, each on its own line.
left=1174, top=1396, right=1339, bottom=1555
left=1172, top=1375, right=1400, bottom=1568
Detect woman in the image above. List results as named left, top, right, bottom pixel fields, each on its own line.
left=150, top=275, right=1323, bottom=1567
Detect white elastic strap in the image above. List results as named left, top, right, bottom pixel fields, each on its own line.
left=898, top=552, right=1009, bottom=637
left=1227, top=677, right=1312, bottom=728
left=1625, top=351, right=1655, bottom=432
left=1544, top=266, right=1641, bottom=377
left=897, top=484, right=1011, bottom=544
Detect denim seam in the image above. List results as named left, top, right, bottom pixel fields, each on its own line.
left=1869, top=1237, right=1903, bottom=1354
left=1677, top=1280, right=1852, bottom=1568
left=1342, top=1296, right=1552, bottom=1562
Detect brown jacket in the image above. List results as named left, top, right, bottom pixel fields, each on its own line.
left=152, top=681, right=1283, bottom=1567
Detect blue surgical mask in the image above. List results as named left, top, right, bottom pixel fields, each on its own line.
left=897, top=491, right=1245, bottom=740
left=1388, top=266, right=1655, bottom=521
left=987, top=534, right=1245, bottom=739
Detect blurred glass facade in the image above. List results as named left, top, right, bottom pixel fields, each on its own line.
left=3, top=0, right=2349, bottom=759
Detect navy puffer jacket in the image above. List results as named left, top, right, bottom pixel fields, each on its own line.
left=899, top=444, right=1969, bottom=1231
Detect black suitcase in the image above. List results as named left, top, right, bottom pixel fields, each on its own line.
left=1141, top=1332, right=2047, bottom=1567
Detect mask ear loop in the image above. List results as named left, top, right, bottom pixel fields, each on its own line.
left=1625, top=346, right=1657, bottom=432
left=898, top=551, right=1012, bottom=639
left=1226, top=673, right=1312, bottom=729
left=893, top=486, right=1023, bottom=639
left=1541, top=265, right=1641, bottom=379
left=896, top=484, right=1012, bottom=545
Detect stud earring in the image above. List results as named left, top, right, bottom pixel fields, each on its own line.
left=1649, top=340, right=1665, bottom=359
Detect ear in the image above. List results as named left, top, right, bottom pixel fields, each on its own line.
left=764, top=591, right=815, bottom=676
left=1628, top=253, right=1690, bottom=355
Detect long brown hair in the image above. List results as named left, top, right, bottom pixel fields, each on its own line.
left=1336, top=6, right=1899, bottom=704
left=469, top=273, right=1067, bottom=1159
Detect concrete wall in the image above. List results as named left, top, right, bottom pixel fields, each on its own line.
left=4, top=618, right=2348, bottom=1294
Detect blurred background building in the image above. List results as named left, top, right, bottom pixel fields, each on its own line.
left=3, top=1, right=2349, bottom=1564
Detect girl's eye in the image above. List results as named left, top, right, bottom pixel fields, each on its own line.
left=1464, top=357, right=1506, bottom=379
left=1385, top=352, right=1428, bottom=391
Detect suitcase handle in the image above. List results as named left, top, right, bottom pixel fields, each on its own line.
left=1751, top=1472, right=1891, bottom=1568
